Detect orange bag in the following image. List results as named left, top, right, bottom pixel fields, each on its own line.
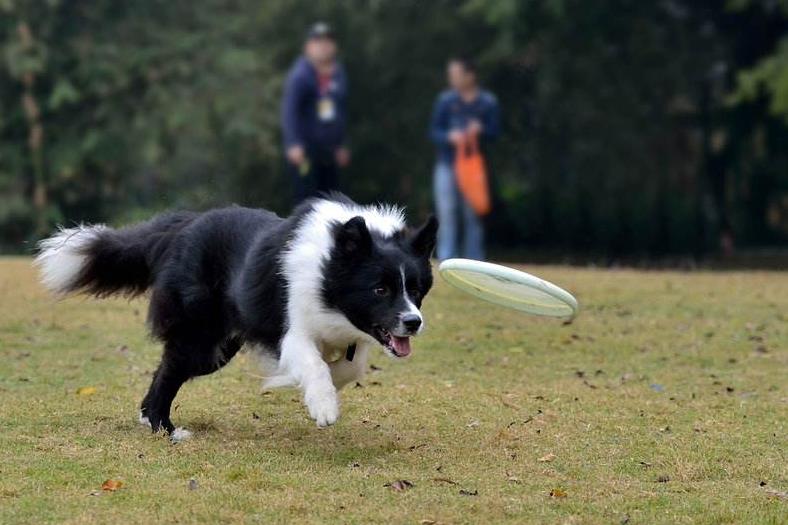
left=454, top=135, right=491, bottom=216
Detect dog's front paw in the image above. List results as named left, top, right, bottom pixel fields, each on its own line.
left=304, top=384, right=339, bottom=427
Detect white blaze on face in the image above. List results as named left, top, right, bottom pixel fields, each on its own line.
left=399, top=265, right=423, bottom=333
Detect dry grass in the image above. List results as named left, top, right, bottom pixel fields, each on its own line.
left=0, top=257, right=786, bottom=524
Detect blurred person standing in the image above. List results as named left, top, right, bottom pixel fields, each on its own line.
left=429, top=57, right=500, bottom=261
left=281, top=22, right=350, bottom=204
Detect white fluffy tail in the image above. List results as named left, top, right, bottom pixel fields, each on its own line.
left=35, top=225, right=106, bottom=295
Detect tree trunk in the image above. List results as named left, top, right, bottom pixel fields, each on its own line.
left=18, top=22, right=48, bottom=236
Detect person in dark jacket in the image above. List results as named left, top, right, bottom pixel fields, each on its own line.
left=429, top=57, right=500, bottom=261
left=281, top=22, right=350, bottom=204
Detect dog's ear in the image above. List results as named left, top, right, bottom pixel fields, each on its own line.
left=335, top=216, right=372, bottom=256
left=410, top=215, right=438, bottom=259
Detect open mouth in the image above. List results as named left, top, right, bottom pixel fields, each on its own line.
left=373, top=326, right=411, bottom=357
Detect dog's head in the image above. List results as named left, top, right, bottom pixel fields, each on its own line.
left=322, top=215, right=438, bottom=358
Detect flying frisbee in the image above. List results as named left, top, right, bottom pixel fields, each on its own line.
left=438, top=258, right=579, bottom=319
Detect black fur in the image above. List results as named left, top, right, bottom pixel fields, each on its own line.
left=43, top=195, right=436, bottom=435
left=322, top=216, right=437, bottom=347
left=71, top=211, right=198, bottom=297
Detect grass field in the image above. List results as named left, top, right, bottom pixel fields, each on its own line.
left=0, top=256, right=786, bottom=524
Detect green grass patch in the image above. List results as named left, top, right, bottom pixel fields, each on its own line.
left=0, top=257, right=786, bottom=524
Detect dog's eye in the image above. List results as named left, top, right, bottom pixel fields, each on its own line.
left=374, top=286, right=390, bottom=297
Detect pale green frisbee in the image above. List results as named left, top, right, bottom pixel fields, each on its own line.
left=438, top=258, right=579, bottom=319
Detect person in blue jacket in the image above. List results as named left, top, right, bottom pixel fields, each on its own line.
left=281, top=22, right=350, bottom=204
left=429, top=57, right=500, bottom=261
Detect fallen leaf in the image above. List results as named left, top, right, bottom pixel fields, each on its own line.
left=549, top=488, right=567, bottom=498
left=466, top=419, right=480, bottom=428
left=76, top=386, right=97, bottom=396
left=385, top=480, right=413, bottom=492
left=656, top=475, right=670, bottom=483
left=507, top=476, right=521, bottom=484
left=459, top=489, right=478, bottom=496
left=188, top=479, right=198, bottom=491
left=538, top=453, right=556, bottom=463
left=101, top=479, right=123, bottom=491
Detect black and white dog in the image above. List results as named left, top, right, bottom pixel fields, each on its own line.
left=36, top=194, right=437, bottom=440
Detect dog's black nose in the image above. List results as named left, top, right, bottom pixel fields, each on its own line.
left=402, top=314, right=422, bottom=332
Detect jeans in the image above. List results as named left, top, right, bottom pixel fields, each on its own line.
left=433, top=162, right=485, bottom=261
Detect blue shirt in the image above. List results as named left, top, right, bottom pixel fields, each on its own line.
left=429, top=89, right=500, bottom=164
left=281, top=57, right=348, bottom=161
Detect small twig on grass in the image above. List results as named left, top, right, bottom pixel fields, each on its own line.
left=431, top=477, right=458, bottom=485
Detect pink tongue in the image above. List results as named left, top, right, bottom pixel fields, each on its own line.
left=391, top=336, right=412, bottom=357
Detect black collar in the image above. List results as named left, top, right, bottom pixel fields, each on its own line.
left=345, top=343, right=357, bottom=362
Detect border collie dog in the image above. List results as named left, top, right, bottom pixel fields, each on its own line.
left=36, top=194, right=437, bottom=440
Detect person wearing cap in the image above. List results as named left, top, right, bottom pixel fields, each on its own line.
left=281, top=22, right=350, bottom=204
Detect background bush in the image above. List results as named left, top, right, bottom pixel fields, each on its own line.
left=2, top=0, right=787, bottom=257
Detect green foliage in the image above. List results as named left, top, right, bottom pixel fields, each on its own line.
left=734, top=35, right=788, bottom=117
left=1, top=0, right=787, bottom=255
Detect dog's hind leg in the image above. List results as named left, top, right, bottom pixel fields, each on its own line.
left=141, top=363, right=185, bottom=437
left=141, top=336, right=241, bottom=440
